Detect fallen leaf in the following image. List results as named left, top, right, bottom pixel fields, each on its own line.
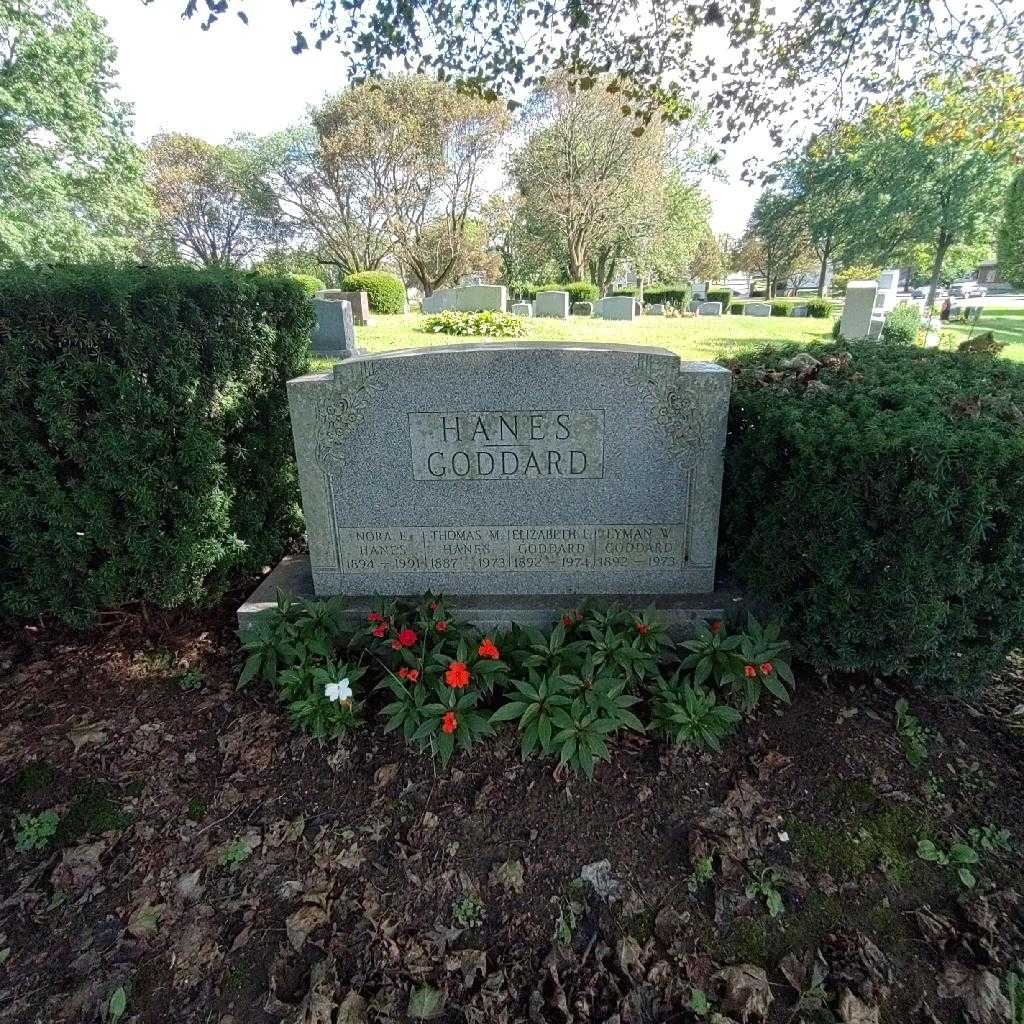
left=176, top=869, right=204, bottom=903
left=127, top=901, right=165, bottom=939
left=489, top=859, right=524, bottom=895
left=939, top=963, right=1012, bottom=1023
left=70, top=724, right=108, bottom=753
left=286, top=904, right=329, bottom=952
left=579, top=859, right=624, bottom=903
left=715, top=964, right=773, bottom=1022
left=837, top=988, right=880, bottom=1024
left=51, top=840, right=106, bottom=889
left=296, top=959, right=338, bottom=1024
left=408, top=984, right=445, bottom=1019
left=337, top=991, right=369, bottom=1024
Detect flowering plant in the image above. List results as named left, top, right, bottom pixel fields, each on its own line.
left=276, top=659, right=366, bottom=740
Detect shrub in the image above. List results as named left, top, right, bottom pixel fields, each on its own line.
left=721, top=342, right=1024, bottom=690
left=805, top=299, right=835, bottom=319
left=645, top=284, right=693, bottom=307
left=833, top=265, right=881, bottom=294
left=770, top=300, right=791, bottom=317
left=524, top=281, right=599, bottom=304
left=0, top=264, right=312, bottom=624
left=706, top=288, right=732, bottom=312
left=880, top=304, right=921, bottom=346
left=423, top=309, right=526, bottom=338
left=288, top=273, right=326, bottom=295
left=340, top=270, right=405, bottom=314
left=958, top=331, right=1006, bottom=356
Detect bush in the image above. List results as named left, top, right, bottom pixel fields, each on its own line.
left=523, top=281, right=599, bottom=304
left=721, top=342, right=1024, bottom=690
left=706, top=288, right=732, bottom=312
left=805, top=299, right=835, bottom=319
left=833, top=265, right=881, bottom=294
left=880, top=304, right=921, bottom=346
left=0, top=265, right=312, bottom=624
left=423, top=309, right=526, bottom=338
left=340, top=270, right=405, bottom=314
left=287, top=273, right=326, bottom=295
left=645, top=284, right=693, bottom=307
left=770, top=300, right=791, bottom=317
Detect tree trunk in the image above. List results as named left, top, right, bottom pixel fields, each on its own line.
left=926, top=227, right=952, bottom=308
left=817, top=236, right=832, bottom=298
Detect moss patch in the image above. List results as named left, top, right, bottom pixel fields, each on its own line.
left=56, top=781, right=133, bottom=845
left=12, top=760, right=56, bottom=799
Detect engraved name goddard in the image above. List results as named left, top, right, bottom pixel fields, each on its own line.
left=408, top=410, right=604, bottom=480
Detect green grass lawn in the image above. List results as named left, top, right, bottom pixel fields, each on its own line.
left=942, top=307, right=1024, bottom=361
left=333, top=311, right=836, bottom=364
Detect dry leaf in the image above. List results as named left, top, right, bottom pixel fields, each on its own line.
left=837, top=988, right=881, bottom=1024
left=489, top=859, right=524, bottom=895
left=715, top=964, right=773, bottom=1022
left=286, top=904, right=329, bottom=952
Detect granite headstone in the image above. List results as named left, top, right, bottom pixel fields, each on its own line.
left=535, top=290, right=570, bottom=318
left=311, top=297, right=358, bottom=359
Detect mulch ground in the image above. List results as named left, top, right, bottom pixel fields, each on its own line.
left=1, top=594, right=1023, bottom=1024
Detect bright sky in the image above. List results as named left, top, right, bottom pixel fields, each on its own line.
left=89, top=0, right=774, bottom=235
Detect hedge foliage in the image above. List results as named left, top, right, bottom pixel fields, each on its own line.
left=0, top=265, right=313, bottom=624
left=523, top=281, right=599, bottom=303
left=721, top=342, right=1024, bottom=691
left=880, top=304, right=921, bottom=346
left=706, top=288, right=732, bottom=311
left=340, top=270, right=405, bottom=314
left=805, top=299, right=835, bottom=319
left=288, top=273, right=326, bottom=295
left=612, top=284, right=693, bottom=307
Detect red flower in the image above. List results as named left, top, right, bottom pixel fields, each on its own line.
left=710, top=620, right=722, bottom=634
left=478, top=638, right=500, bottom=659
left=446, top=662, right=470, bottom=688
left=436, top=620, right=449, bottom=633
left=636, top=622, right=650, bottom=635
left=430, top=602, right=439, bottom=611
left=744, top=664, right=757, bottom=678
left=442, top=711, right=458, bottom=734
left=391, top=639, right=402, bottom=650
left=562, top=615, right=574, bottom=627
left=398, top=628, right=418, bottom=647
left=373, top=624, right=387, bottom=638
left=760, top=662, right=774, bottom=675
left=367, top=612, right=383, bottom=623
left=407, top=669, right=419, bottom=683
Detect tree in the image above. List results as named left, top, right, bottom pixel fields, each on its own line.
left=168, top=0, right=1024, bottom=143
left=735, top=191, right=813, bottom=298
left=998, top=171, right=1024, bottom=289
left=145, top=133, right=287, bottom=268
left=508, top=77, right=669, bottom=289
left=1, top=0, right=152, bottom=264
left=839, top=72, right=1024, bottom=305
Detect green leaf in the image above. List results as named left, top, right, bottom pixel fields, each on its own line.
left=489, top=701, right=527, bottom=723
left=408, top=984, right=445, bottom=1019
left=958, top=866, right=977, bottom=888
left=109, top=987, right=127, bottom=1024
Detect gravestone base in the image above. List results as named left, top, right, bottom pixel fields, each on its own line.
left=238, top=553, right=729, bottom=636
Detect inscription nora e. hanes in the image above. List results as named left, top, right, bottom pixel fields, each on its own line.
left=286, top=343, right=731, bottom=598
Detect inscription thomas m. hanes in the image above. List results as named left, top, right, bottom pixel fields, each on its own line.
left=408, top=410, right=604, bottom=480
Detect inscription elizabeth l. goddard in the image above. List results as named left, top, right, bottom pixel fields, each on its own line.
left=408, top=409, right=604, bottom=481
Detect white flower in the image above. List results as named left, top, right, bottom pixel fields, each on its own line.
left=777, top=830, right=790, bottom=843
left=324, top=678, right=352, bottom=703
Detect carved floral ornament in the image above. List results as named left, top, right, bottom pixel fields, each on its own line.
left=313, top=362, right=385, bottom=467
left=632, top=354, right=723, bottom=466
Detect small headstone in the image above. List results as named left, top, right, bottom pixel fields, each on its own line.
left=792, top=305, right=808, bottom=317
left=311, top=297, right=358, bottom=360
left=534, top=290, right=570, bottom=319
left=455, top=285, right=508, bottom=313
left=647, top=303, right=666, bottom=316
left=422, top=288, right=454, bottom=315
left=459, top=274, right=484, bottom=287
left=697, top=301, right=723, bottom=316
left=317, top=289, right=371, bottom=326
left=840, top=282, right=877, bottom=340
left=597, top=296, right=637, bottom=321
left=510, top=302, right=533, bottom=317
left=571, top=301, right=593, bottom=317
left=744, top=302, right=771, bottom=317
left=633, top=299, right=643, bottom=316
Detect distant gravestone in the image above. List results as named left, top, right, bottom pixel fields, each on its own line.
left=511, top=302, right=533, bottom=317
left=241, top=343, right=731, bottom=629
left=647, top=303, right=666, bottom=316
left=598, top=296, right=637, bottom=321
left=311, top=297, right=358, bottom=360
left=697, top=301, right=723, bottom=316
left=460, top=274, right=484, bottom=287
left=840, top=281, right=878, bottom=339
left=535, top=290, right=570, bottom=318
left=792, top=305, right=808, bottom=317
left=692, top=281, right=707, bottom=300
left=744, top=302, right=772, bottom=317
left=318, top=289, right=371, bottom=326
left=634, top=299, right=643, bottom=316
left=422, top=285, right=508, bottom=315
left=572, top=301, right=593, bottom=316
left=422, top=288, right=454, bottom=315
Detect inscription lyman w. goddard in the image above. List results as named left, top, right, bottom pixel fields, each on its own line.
left=408, top=410, right=604, bottom=480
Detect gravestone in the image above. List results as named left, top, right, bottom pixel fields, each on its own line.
left=572, top=301, right=593, bottom=316
left=311, top=297, right=358, bottom=360
left=422, top=288, right=454, bottom=315
left=744, top=302, right=771, bottom=317
left=692, top=281, right=707, bottom=300
left=697, top=301, right=723, bottom=316
left=318, top=289, right=371, bottom=326
left=422, top=285, right=508, bottom=314
left=647, top=303, right=666, bottom=316
left=597, top=296, right=637, bottom=321
left=460, top=274, right=484, bottom=287
left=634, top=299, right=643, bottom=316
left=535, top=290, right=570, bottom=318
left=792, top=305, right=808, bottom=317
left=511, top=302, right=533, bottom=317
left=240, top=343, right=731, bottom=630
left=839, top=282, right=877, bottom=339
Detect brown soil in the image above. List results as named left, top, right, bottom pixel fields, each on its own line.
left=1, top=597, right=1022, bottom=1023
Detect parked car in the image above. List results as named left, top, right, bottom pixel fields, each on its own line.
left=911, top=286, right=948, bottom=299
left=950, top=281, right=987, bottom=298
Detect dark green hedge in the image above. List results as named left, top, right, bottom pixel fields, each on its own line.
left=706, top=288, right=732, bottom=311
left=340, top=270, right=405, bottom=314
left=721, top=342, right=1024, bottom=691
left=0, top=265, right=313, bottom=624
left=805, top=299, right=835, bottom=319
left=611, top=284, right=693, bottom=306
